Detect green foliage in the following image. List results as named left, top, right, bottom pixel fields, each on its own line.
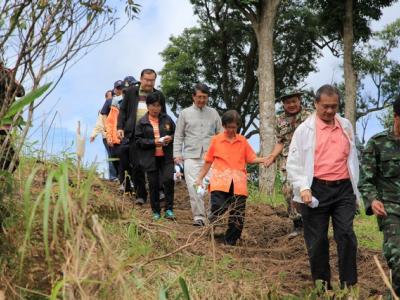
left=355, top=18, right=400, bottom=121
left=0, top=82, right=51, bottom=127
left=160, top=0, right=320, bottom=137
left=306, top=0, right=396, bottom=48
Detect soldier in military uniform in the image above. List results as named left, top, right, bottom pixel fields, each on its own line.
left=266, top=89, right=312, bottom=237
left=0, top=60, right=25, bottom=172
left=359, top=96, right=400, bottom=298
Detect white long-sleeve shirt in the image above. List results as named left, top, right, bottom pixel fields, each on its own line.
left=286, top=113, right=360, bottom=204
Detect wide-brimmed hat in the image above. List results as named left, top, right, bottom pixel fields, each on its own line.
left=275, top=88, right=304, bottom=102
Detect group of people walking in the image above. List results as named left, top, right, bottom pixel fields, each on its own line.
left=90, top=68, right=400, bottom=297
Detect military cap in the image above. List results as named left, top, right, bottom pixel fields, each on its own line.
left=275, top=88, right=303, bottom=103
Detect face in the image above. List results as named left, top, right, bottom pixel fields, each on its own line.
left=315, top=93, right=339, bottom=124
left=147, top=102, right=162, bottom=118
left=114, top=87, right=122, bottom=96
left=282, top=96, right=301, bottom=115
left=105, top=91, right=113, bottom=100
left=192, top=90, right=208, bottom=109
left=224, top=122, right=238, bottom=139
left=140, top=72, right=156, bottom=93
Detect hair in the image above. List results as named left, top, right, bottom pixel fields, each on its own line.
left=105, top=90, right=113, bottom=98
left=315, top=84, right=341, bottom=102
left=394, top=94, right=400, bottom=116
left=222, top=110, right=242, bottom=127
left=192, top=83, right=210, bottom=96
left=140, top=68, right=157, bottom=78
left=146, top=91, right=162, bottom=106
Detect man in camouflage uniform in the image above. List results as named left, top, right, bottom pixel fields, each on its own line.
left=359, top=95, right=400, bottom=298
left=0, top=60, right=25, bottom=172
left=266, top=89, right=312, bottom=237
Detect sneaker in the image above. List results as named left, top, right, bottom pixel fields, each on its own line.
left=288, top=227, right=302, bottom=239
left=164, top=209, right=176, bottom=220
left=192, top=219, right=205, bottom=227
left=152, top=212, right=161, bottom=221
left=135, top=198, right=145, bottom=205
left=118, top=184, right=125, bottom=192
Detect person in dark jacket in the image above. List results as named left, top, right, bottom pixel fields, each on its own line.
left=135, top=92, right=175, bottom=220
left=117, top=69, right=166, bottom=204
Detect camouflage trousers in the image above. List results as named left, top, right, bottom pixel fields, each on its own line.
left=280, top=167, right=302, bottom=228
left=379, top=203, right=400, bottom=298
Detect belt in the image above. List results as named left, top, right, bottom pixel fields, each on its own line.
left=313, top=177, right=350, bottom=186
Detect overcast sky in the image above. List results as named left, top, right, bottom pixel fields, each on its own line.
left=29, top=0, right=400, bottom=176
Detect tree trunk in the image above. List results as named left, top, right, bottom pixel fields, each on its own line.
left=343, top=0, right=357, bottom=130
left=254, top=0, right=280, bottom=195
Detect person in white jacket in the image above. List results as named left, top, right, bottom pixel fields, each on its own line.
left=286, top=84, right=360, bottom=290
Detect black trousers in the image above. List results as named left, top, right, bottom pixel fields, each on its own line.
left=209, top=182, right=247, bottom=244
left=116, top=142, right=133, bottom=191
left=300, top=179, right=357, bottom=286
left=146, top=157, right=174, bottom=213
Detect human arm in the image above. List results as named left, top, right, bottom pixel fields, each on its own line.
left=358, top=138, right=380, bottom=215
left=265, top=143, right=284, bottom=167
left=194, top=161, right=212, bottom=186
left=90, top=114, right=104, bottom=143
left=117, top=92, right=128, bottom=138
left=173, top=112, right=185, bottom=162
left=135, top=122, right=159, bottom=149
left=286, top=127, right=312, bottom=204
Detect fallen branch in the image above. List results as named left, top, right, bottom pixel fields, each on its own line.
left=374, top=255, right=399, bottom=300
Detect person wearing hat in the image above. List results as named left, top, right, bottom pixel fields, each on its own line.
left=359, top=95, right=400, bottom=298
left=265, top=88, right=312, bottom=237
left=123, top=76, right=138, bottom=90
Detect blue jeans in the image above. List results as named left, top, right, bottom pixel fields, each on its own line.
left=102, top=138, right=118, bottom=180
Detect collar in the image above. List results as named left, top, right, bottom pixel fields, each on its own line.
left=316, top=115, right=340, bottom=130
left=221, top=132, right=239, bottom=143
left=192, top=104, right=207, bottom=111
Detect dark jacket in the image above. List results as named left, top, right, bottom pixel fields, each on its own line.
left=117, top=84, right=166, bottom=140
left=135, top=112, right=175, bottom=171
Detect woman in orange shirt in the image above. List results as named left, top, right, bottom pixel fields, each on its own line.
left=195, top=110, right=267, bottom=245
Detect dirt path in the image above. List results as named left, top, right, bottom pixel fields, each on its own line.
left=106, top=180, right=387, bottom=298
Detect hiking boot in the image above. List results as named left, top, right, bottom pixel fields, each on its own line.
left=152, top=212, right=161, bottom=221
left=135, top=198, right=145, bottom=205
left=164, top=209, right=176, bottom=220
left=192, top=219, right=205, bottom=227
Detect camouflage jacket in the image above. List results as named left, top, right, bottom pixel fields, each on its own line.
left=358, top=129, right=400, bottom=215
left=275, top=108, right=312, bottom=158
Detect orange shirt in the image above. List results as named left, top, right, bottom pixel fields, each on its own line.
left=149, top=115, right=164, bottom=157
left=204, top=132, right=257, bottom=196
left=314, top=116, right=350, bottom=180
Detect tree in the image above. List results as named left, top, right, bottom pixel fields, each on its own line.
left=160, top=0, right=320, bottom=192
left=355, top=19, right=400, bottom=121
left=306, top=0, right=396, bottom=130
left=0, top=0, right=140, bottom=172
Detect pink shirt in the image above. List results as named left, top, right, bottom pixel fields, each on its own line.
left=314, top=116, right=350, bottom=180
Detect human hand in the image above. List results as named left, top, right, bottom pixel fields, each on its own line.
left=155, top=138, right=163, bottom=147
left=194, top=178, right=202, bottom=187
left=371, top=200, right=387, bottom=217
left=300, top=189, right=312, bottom=205
left=265, top=154, right=275, bottom=167
left=117, top=129, right=124, bottom=139
left=162, top=135, right=172, bottom=144
left=89, top=136, right=95, bottom=143
left=174, top=157, right=183, bottom=164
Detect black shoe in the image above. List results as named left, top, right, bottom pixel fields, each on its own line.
left=192, top=219, right=205, bottom=227
left=224, top=238, right=237, bottom=246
